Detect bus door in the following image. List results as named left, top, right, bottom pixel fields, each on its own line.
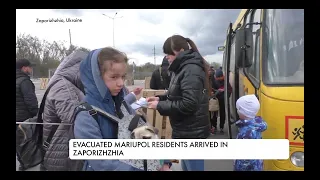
left=240, top=9, right=262, bottom=116
left=222, top=23, right=234, bottom=139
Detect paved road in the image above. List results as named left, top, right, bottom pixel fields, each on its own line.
left=32, top=79, right=45, bottom=105
left=18, top=79, right=236, bottom=171
left=205, top=120, right=238, bottom=171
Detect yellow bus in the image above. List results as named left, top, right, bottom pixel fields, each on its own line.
left=218, top=9, right=304, bottom=171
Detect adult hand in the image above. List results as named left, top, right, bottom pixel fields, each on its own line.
left=148, top=100, right=159, bottom=110
left=146, top=96, right=159, bottom=102
left=133, top=87, right=143, bottom=96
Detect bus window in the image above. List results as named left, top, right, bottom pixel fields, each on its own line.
left=247, top=9, right=261, bottom=81
left=264, top=9, right=304, bottom=85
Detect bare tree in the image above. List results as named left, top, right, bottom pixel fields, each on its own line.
left=16, top=33, right=165, bottom=80
left=16, top=33, right=90, bottom=78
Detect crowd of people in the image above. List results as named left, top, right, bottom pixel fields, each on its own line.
left=16, top=34, right=267, bottom=171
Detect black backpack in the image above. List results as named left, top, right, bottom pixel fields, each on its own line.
left=16, top=80, right=59, bottom=169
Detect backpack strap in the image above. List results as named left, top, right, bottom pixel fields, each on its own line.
left=35, top=80, right=59, bottom=146
left=76, top=102, right=99, bottom=121
left=77, top=101, right=147, bottom=132
left=128, top=114, right=146, bottom=131
left=43, top=125, right=59, bottom=149
left=144, top=160, right=148, bottom=171
left=76, top=102, right=119, bottom=124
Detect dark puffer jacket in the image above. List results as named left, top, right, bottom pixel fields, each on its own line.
left=150, top=57, right=171, bottom=90
left=156, top=50, right=210, bottom=139
left=16, top=69, right=38, bottom=122
left=42, top=50, right=88, bottom=171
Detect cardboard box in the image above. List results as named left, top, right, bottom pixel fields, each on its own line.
left=141, top=89, right=172, bottom=139
left=145, top=77, right=151, bottom=89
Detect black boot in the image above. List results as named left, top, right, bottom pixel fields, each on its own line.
left=220, top=128, right=224, bottom=134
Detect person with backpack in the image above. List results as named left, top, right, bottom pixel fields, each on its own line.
left=150, top=57, right=171, bottom=90
left=39, top=50, right=89, bottom=171
left=16, top=59, right=38, bottom=171
left=73, top=47, right=171, bottom=171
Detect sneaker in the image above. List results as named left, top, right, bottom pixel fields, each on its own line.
left=211, top=127, right=216, bottom=134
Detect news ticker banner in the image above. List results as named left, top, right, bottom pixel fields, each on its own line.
left=69, top=139, right=289, bottom=160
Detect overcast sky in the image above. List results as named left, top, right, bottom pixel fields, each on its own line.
left=16, top=9, right=241, bottom=66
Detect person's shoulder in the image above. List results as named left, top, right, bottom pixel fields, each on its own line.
left=152, top=69, right=160, bottom=75
left=20, top=78, right=34, bottom=90
left=74, top=109, right=101, bottom=139
left=20, top=77, right=32, bottom=84
left=237, top=126, right=254, bottom=138
left=48, top=78, right=79, bottom=98
left=182, top=64, right=205, bottom=78
left=75, top=110, right=97, bottom=126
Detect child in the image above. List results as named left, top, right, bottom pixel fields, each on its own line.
left=73, top=47, right=170, bottom=171
left=234, top=94, right=267, bottom=171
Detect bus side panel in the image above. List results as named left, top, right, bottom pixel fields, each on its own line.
left=260, top=91, right=304, bottom=171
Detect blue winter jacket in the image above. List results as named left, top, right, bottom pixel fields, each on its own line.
left=73, top=48, right=141, bottom=171
left=234, top=116, right=267, bottom=171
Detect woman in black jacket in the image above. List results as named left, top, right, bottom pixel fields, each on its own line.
left=147, top=35, right=210, bottom=171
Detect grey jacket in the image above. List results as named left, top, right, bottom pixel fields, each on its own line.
left=42, top=50, right=88, bottom=171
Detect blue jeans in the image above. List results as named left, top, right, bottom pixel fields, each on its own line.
left=181, top=160, right=204, bottom=171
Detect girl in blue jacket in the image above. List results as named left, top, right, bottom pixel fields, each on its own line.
left=74, top=47, right=170, bottom=171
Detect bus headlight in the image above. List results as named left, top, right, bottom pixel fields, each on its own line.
left=290, top=152, right=304, bottom=167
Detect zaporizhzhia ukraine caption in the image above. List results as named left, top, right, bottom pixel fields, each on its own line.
left=69, top=139, right=289, bottom=160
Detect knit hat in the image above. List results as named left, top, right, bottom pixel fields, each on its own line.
left=236, top=94, right=260, bottom=119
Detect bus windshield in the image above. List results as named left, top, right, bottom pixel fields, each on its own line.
left=264, top=9, right=304, bottom=85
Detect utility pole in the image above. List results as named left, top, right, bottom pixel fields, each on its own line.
left=102, top=12, right=123, bottom=48
left=69, top=29, right=72, bottom=47
left=153, top=45, right=156, bottom=69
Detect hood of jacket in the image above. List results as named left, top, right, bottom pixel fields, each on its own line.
left=50, top=50, right=89, bottom=91
left=161, top=57, right=169, bottom=67
left=168, top=49, right=205, bottom=73
left=235, top=116, right=267, bottom=132
left=79, top=48, right=125, bottom=107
